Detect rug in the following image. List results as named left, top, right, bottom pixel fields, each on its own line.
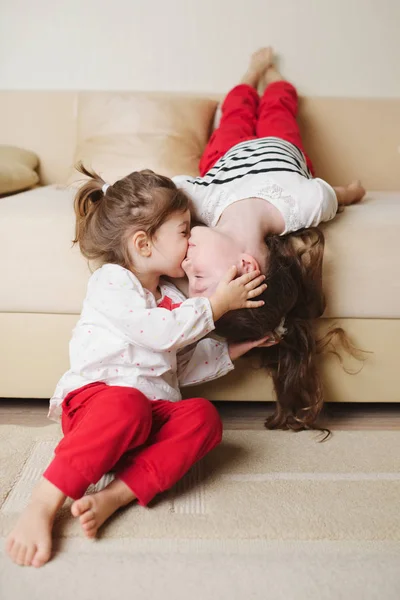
left=1, top=423, right=400, bottom=599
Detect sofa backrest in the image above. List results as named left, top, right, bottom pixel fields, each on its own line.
left=0, top=91, right=399, bottom=189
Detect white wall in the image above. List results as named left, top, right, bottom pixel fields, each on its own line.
left=1, top=0, right=399, bottom=97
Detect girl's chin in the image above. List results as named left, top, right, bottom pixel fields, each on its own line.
left=170, top=266, right=186, bottom=279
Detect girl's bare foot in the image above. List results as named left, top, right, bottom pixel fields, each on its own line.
left=6, top=478, right=66, bottom=568
left=334, top=180, right=366, bottom=206
left=71, top=478, right=136, bottom=538
left=241, top=47, right=274, bottom=89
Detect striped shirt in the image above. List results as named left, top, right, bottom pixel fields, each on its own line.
left=173, top=137, right=337, bottom=234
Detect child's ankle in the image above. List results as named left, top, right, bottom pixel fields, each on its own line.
left=264, top=66, right=284, bottom=85
left=102, top=479, right=136, bottom=508
left=31, top=478, right=66, bottom=514
left=240, top=69, right=261, bottom=89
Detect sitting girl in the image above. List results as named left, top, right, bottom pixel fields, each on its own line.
left=6, top=166, right=267, bottom=568
left=173, top=47, right=365, bottom=432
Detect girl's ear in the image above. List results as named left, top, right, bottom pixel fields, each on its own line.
left=239, top=253, right=260, bottom=274
left=131, top=231, right=152, bottom=257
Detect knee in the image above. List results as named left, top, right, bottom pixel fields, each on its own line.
left=188, top=398, right=223, bottom=444
left=105, top=387, right=152, bottom=430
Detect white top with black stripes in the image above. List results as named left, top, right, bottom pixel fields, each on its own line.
left=172, top=137, right=338, bottom=234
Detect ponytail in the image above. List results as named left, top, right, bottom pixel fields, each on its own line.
left=73, top=162, right=107, bottom=250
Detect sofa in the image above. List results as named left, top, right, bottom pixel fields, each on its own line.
left=0, top=90, right=399, bottom=403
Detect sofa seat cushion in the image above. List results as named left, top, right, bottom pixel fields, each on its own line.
left=0, top=186, right=399, bottom=318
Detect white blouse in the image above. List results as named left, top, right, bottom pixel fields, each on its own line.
left=48, top=264, right=234, bottom=421
left=173, top=137, right=338, bottom=234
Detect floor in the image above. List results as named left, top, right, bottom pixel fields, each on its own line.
left=2, top=400, right=400, bottom=600
left=1, top=398, right=400, bottom=430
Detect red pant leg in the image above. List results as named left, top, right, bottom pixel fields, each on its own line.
left=199, top=84, right=259, bottom=176
left=257, top=81, right=315, bottom=175
left=115, top=397, right=223, bottom=506
left=43, top=383, right=153, bottom=499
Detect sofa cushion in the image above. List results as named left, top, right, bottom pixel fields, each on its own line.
left=0, top=186, right=399, bottom=318
left=68, top=92, right=218, bottom=184
left=0, top=145, right=39, bottom=195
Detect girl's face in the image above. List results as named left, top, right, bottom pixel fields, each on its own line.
left=182, top=225, right=243, bottom=297
left=150, top=210, right=191, bottom=278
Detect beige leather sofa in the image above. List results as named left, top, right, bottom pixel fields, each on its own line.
left=0, top=91, right=399, bottom=403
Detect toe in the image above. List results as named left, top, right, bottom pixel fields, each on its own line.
left=84, top=524, right=97, bottom=539
left=32, top=544, right=51, bottom=568
left=16, top=545, right=27, bottom=566
left=17, top=546, right=27, bottom=567
left=80, top=509, right=94, bottom=525
left=5, top=535, right=15, bottom=556
left=24, top=544, right=37, bottom=566
left=10, top=541, right=21, bottom=563
left=83, top=518, right=96, bottom=531
left=71, top=496, right=92, bottom=518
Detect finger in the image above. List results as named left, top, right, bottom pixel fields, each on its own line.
left=236, top=269, right=261, bottom=285
left=255, top=338, right=276, bottom=348
left=247, top=283, right=268, bottom=298
left=221, top=265, right=238, bottom=284
left=245, top=337, right=270, bottom=351
left=245, top=300, right=265, bottom=308
left=244, top=275, right=266, bottom=290
left=254, top=335, right=271, bottom=345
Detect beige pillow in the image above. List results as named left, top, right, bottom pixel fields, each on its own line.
left=0, top=146, right=39, bottom=195
left=69, top=92, right=218, bottom=186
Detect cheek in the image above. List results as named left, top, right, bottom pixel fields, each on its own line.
left=203, top=277, right=218, bottom=297
left=175, top=239, right=188, bottom=259
left=197, top=234, right=236, bottom=267
left=188, top=272, right=218, bottom=299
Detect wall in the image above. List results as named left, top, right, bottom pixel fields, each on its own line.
left=0, top=0, right=399, bottom=97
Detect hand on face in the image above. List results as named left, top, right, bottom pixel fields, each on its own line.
left=208, top=266, right=267, bottom=322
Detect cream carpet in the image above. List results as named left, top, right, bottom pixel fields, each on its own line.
left=1, top=423, right=400, bottom=599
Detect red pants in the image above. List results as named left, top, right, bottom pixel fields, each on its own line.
left=44, top=383, right=222, bottom=506
left=199, top=81, right=314, bottom=177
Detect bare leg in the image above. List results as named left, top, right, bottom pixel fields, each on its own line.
left=6, top=478, right=66, bottom=568
left=71, top=478, right=136, bottom=538
left=213, top=47, right=276, bottom=133
left=240, top=47, right=275, bottom=89
left=334, top=180, right=366, bottom=206
left=259, top=53, right=285, bottom=94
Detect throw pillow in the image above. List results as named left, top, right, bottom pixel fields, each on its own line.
left=0, top=145, right=39, bottom=195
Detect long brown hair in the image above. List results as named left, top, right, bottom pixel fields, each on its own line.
left=216, top=227, right=362, bottom=435
left=73, top=163, right=189, bottom=268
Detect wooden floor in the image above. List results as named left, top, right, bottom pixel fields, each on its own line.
left=1, top=399, right=400, bottom=430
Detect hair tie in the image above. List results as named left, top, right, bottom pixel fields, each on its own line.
left=273, top=317, right=287, bottom=339
left=102, top=183, right=110, bottom=194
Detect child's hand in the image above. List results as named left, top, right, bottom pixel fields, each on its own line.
left=228, top=335, right=277, bottom=361
left=209, top=266, right=267, bottom=321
